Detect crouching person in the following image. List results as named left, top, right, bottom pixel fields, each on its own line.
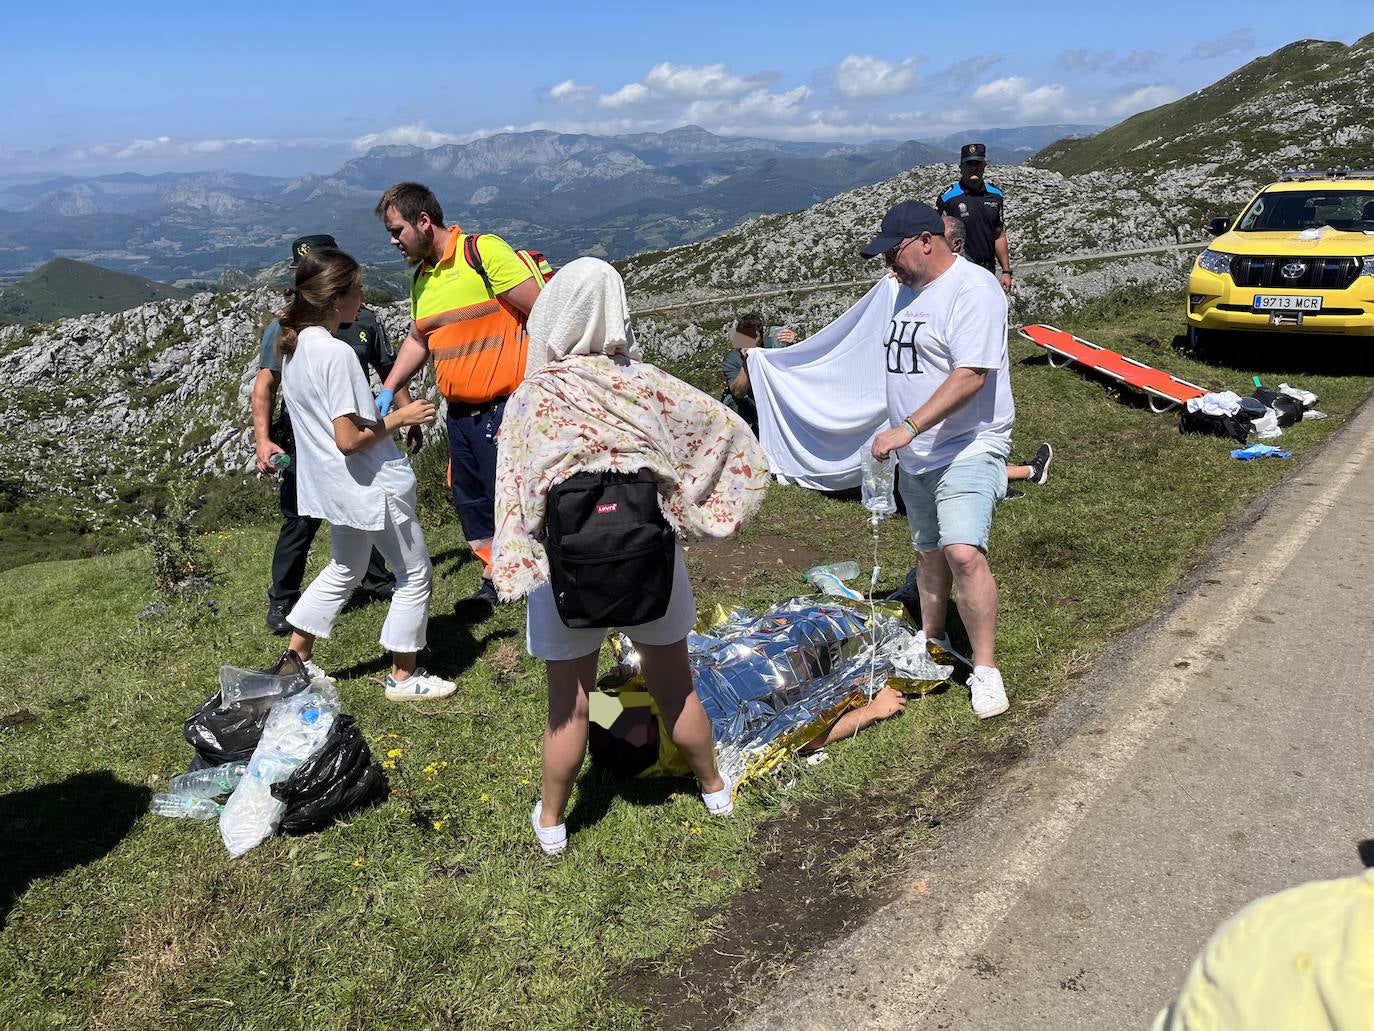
left=276, top=246, right=456, bottom=702
left=491, top=257, right=769, bottom=855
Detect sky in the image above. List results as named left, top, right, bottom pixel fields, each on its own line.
left=3, top=1, right=1370, bottom=180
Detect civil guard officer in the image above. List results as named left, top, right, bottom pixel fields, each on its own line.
left=936, top=143, right=1013, bottom=294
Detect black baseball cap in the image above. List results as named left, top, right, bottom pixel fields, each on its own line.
left=290, top=234, right=338, bottom=267
left=959, top=142, right=988, bottom=164
left=859, top=200, right=945, bottom=259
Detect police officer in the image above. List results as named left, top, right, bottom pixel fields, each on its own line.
left=250, top=234, right=416, bottom=634
left=936, top=143, right=1013, bottom=294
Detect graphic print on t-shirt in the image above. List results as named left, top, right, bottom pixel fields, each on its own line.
left=886, top=319, right=926, bottom=374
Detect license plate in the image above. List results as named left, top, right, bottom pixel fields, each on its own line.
left=1253, top=294, right=1322, bottom=312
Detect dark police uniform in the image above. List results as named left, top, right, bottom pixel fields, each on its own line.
left=936, top=180, right=1005, bottom=274
left=260, top=307, right=397, bottom=614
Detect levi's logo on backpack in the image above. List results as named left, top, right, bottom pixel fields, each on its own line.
left=544, top=468, right=676, bottom=629
left=462, top=233, right=554, bottom=295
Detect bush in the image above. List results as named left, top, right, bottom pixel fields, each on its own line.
left=145, top=479, right=214, bottom=596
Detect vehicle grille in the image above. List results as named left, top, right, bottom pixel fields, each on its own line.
left=1229, top=255, right=1362, bottom=289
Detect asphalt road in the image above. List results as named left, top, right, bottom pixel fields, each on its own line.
left=740, top=395, right=1374, bottom=1031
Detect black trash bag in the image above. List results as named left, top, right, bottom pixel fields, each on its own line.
left=1179, top=407, right=1251, bottom=444
left=1252, top=388, right=1304, bottom=427
left=183, top=650, right=311, bottom=767
left=272, top=715, right=388, bottom=834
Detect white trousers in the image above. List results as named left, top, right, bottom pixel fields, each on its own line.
left=287, top=491, right=433, bottom=654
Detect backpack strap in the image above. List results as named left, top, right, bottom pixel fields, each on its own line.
left=461, top=233, right=495, bottom=296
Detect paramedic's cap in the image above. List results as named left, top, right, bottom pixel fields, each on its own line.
left=859, top=201, right=945, bottom=259
left=290, top=234, right=338, bottom=268
left=960, top=142, right=988, bottom=163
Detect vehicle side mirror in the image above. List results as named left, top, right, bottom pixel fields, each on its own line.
left=1207, top=217, right=1231, bottom=236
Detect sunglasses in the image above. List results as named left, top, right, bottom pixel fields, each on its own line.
left=883, top=234, right=928, bottom=265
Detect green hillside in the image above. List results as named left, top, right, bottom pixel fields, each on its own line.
left=0, top=257, right=194, bottom=323
left=1033, top=34, right=1374, bottom=175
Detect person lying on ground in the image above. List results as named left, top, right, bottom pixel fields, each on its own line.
left=799, top=686, right=907, bottom=753
left=491, top=257, right=770, bottom=855
left=721, top=312, right=797, bottom=435
left=273, top=246, right=456, bottom=702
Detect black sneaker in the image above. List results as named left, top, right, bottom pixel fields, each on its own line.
left=1026, top=442, right=1053, bottom=486
left=265, top=601, right=292, bottom=636
left=452, top=578, right=499, bottom=621
left=1004, top=488, right=1026, bottom=502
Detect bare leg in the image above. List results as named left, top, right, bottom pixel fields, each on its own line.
left=636, top=638, right=725, bottom=794
left=538, top=650, right=599, bottom=827
left=288, top=630, right=316, bottom=662
left=1006, top=464, right=1031, bottom=481
left=914, top=548, right=953, bottom=641
left=944, top=543, right=999, bottom=668
left=390, top=652, right=416, bottom=681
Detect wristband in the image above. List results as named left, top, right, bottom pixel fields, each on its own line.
left=903, top=416, right=921, bottom=437
left=1001, top=268, right=1013, bottom=275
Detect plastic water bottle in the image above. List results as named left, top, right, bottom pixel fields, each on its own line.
left=269, top=453, right=292, bottom=471
left=804, top=561, right=860, bottom=582
left=218, top=665, right=302, bottom=709
left=861, top=450, right=897, bottom=519
left=168, top=761, right=247, bottom=798
left=149, top=793, right=223, bottom=820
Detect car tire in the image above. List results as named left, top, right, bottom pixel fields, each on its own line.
left=1186, top=325, right=1209, bottom=353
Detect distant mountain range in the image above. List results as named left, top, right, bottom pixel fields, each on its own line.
left=0, top=124, right=1097, bottom=285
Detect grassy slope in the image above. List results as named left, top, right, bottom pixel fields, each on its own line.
left=0, top=257, right=192, bottom=323
left=1033, top=35, right=1372, bottom=174
left=1, top=292, right=1370, bottom=1029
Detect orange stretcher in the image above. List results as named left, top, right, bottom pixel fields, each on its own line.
left=1018, top=324, right=1208, bottom=414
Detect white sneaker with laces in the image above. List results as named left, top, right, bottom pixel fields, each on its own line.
left=302, top=659, right=336, bottom=684
left=384, top=668, right=456, bottom=702
left=969, top=666, right=1010, bottom=719
left=531, top=801, right=567, bottom=855
left=702, top=771, right=736, bottom=816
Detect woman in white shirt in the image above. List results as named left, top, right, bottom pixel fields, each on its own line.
left=276, top=246, right=455, bottom=701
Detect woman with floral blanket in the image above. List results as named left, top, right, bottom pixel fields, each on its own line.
left=493, top=257, right=769, bottom=855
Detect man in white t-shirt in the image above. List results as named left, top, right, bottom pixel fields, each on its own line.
left=863, top=200, right=1013, bottom=719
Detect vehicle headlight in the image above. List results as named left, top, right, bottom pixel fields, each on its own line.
left=1362, top=256, right=1374, bottom=278
left=1197, top=249, right=1234, bottom=276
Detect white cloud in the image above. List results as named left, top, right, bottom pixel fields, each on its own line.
left=968, top=75, right=1178, bottom=124
left=1057, top=48, right=1162, bottom=75
left=1185, top=28, right=1257, bottom=61
left=545, top=79, right=596, bottom=105
left=597, top=62, right=777, bottom=108
left=833, top=54, right=921, bottom=99
left=930, top=53, right=1005, bottom=90
left=599, top=82, right=652, bottom=108
left=683, top=85, right=812, bottom=127
left=350, top=124, right=470, bottom=150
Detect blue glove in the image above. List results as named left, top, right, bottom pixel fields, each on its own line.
left=376, top=388, right=394, bottom=417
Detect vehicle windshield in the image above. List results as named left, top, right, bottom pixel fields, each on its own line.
left=1236, top=189, right=1374, bottom=232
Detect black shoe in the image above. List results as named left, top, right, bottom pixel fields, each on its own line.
left=452, top=578, right=499, bottom=621
left=265, top=601, right=292, bottom=636
left=1026, top=442, right=1053, bottom=486
left=1004, top=488, right=1026, bottom=501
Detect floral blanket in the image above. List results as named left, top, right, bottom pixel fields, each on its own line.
left=491, top=355, right=769, bottom=601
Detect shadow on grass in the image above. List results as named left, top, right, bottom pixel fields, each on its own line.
left=1173, top=330, right=1374, bottom=378
left=0, top=770, right=150, bottom=931
left=565, top=768, right=688, bottom=834
left=330, top=607, right=520, bottom=684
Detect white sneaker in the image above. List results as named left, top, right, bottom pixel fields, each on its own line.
left=531, top=801, right=567, bottom=855
left=702, top=771, right=736, bottom=816
left=969, top=666, right=1010, bottom=719
left=302, top=659, right=336, bottom=684
left=384, top=668, right=456, bottom=702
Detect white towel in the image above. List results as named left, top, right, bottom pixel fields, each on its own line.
left=748, top=277, right=898, bottom=490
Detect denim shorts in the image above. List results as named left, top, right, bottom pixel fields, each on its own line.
left=898, top=453, right=1007, bottom=553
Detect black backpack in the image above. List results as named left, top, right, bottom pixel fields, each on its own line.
left=544, top=468, right=676, bottom=629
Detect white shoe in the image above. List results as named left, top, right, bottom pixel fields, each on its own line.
left=302, top=659, right=336, bottom=684
left=702, top=771, right=736, bottom=816
left=531, top=802, right=567, bottom=855
left=384, top=668, right=456, bottom=702
left=969, top=666, right=1010, bottom=719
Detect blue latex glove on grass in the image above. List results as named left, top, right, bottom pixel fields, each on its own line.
left=1231, top=444, right=1291, bottom=460
left=376, top=388, right=394, bottom=417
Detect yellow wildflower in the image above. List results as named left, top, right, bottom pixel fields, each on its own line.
left=381, top=760, right=396, bottom=771
left=432, top=819, right=447, bottom=831
left=479, top=793, right=490, bottom=803
left=386, top=748, right=403, bottom=759
left=690, top=826, right=702, bottom=835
